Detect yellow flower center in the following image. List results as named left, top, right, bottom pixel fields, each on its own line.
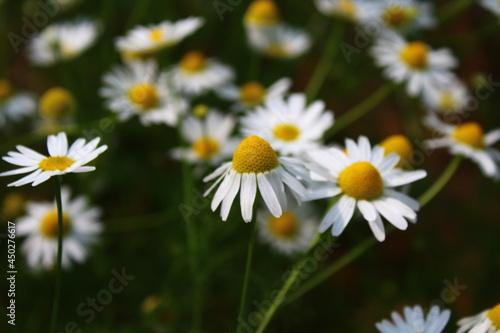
left=127, top=83, right=159, bottom=110
left=452, top=122, right=485, bottom=149
left=0, top=79, right=14, bottom=101
left=39, top=156, right=75, bottom=172
left=39, top=87, right=75, bottom=119
left=267, top=211, right=299, bottom=239
left=244, top=0, right=280, bottom=26
left=40, top=210, right=71, bottom=238
left=192, top=104, right=209, bottom=118
left=338, top=0, right=356, bottom=19
left=487, top=303, right=500, bottom=329
left=273, top=124, right=300, bottom=142
left=232, top=136, right=279, bottom=174
left=193, top=137, right=219, bottom=160
left=400, top=42, right=429, bottom=70
left=379, top=135, right=413, bottom=168
left=141, top=295, right=164, bottom=314
left=2, top=192, right=25, bottom=218
left=338, top=162, right=384, bottom=200
left=149, top=27, right=163, bottom=42
left=240, top=82, right=266, bottom=107
left=121, top=50, right=151, bottom=61
left=180, top=51, right=207, bottom=73
left=439, top=92, right=455, bottom=111
left=383, top=6, right=417, bottom=28
left=266, top=44, right=287, bottom=58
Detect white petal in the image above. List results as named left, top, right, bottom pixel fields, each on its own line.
left=240, top=174, right=257, bottom=222
left=367, top=212, right=385, bottom=242
left=357, top=200, right=377, bottom=221
left=220, top=173, right=241, bottom=221
left=384, top=170, right=427, bottom=187
left=211, top=170, right=236, bottom=211
left=257, top=173, right=282, bottom=217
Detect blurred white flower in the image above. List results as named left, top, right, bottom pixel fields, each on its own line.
left=376, top=304, right=450, bottom=333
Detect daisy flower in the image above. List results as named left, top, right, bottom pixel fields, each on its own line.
left=315, top=0, right=376, bottom=22
left=241, top=93, right=334, bottom=156
left=203, top=135, right=311, bottom=222
left=16, top=186, right=102, bottom=270
left=422, top=77, right=471, bottom=114
left=257, top=200, right=317, bottom=255
left=0, top=79, right=36, bottom=127
left=244, top=0, right=282, bottom=51
left=100, top=60, right=186, bottom=126
left=29, top=19, right=101, bottom=66
left=39, top=87, right=76, bottom=122
left=0, top=132, right=107, bottom=187
left=376, top=304, right=451, bottom=333
left=168, top=51, right=234, bottom=96
left=480, top=0, right=500, bottom=19
left=216, top=77, right=291, bottom=110
left=249, top=24, right=312, bottom=59
left=172, top=110, right=239, bottom=165
left=458, top=303, right=500, bottom=333
left=379, top=134, right=414, bottom=169
left=116, top=17, right=204, bottom=61
left=424, top=112, right=500, bottom=179
left=307, top=136, right=426, bottom=242
left=367, top=0, right=436, bottom=32
left=371, top=31, right=457, bottom=97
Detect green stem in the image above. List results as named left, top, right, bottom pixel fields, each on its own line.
left=237, top=218, right=258, bottom=322
left=437, top=0, right=477, bottom=24
left=254, top=156, right=462, bottom=331
left=49, top=177, right=64, bottom=333
left=324, top=83, right=394, bottom=139
left=305, top=22, right=345, bottom=101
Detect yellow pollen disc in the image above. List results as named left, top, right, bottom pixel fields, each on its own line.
left=400, top=42, right=429, bottom=70
left=141, top=295, right=164, bottom=314
left=439, top=92, right=455, bottom=111
left=232, top=136, right=279, bottom=174
left=39, top=156, right=74, bottom=172
left=244, top=0, right=281, bottom=26
left=193, top=137, right=219, bottom=160
left=487, top=303, right=500, bottom=329
left=0, top=79, right=14, bottom=101
left=379, top=135, right=413, bottom=168
left=40, top=210, right=71, bottom=238
left=149, top=27, right=163, bottom=42
left=2, top=192, right=25, bottom=218
left=192, top=104, right=209, bottom=118
left=273, top=124, right=300, bottom=142
left=338, top=0, right=356, bottom=19
left=268, top=211, right=299, bottom=239
left=240, top=82, right=266, bottom=107
left=266, top=44, right=287, bottom=58
left=383, top=6, right=417, bottom=28
left=338, top=162, right=384, bottom=200
left=180, top=51, right=207, bottom=73
left=39, top=87, right=75, bottom=119
left=452, top=122, right=485, bottom=149
left=127, top=83, right=159, bottom=110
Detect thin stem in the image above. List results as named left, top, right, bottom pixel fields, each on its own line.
left=305, top=22, right=345, bottom=101
left=49, top=177, right=64, bottom=333
left=324, top=83, right=394, bottom=139
left=237, top=217, right=258, bottom=322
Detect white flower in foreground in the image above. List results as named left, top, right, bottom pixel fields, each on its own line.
left=424, top=112, right=500, bottom=180
left=249, top=24, right=311, bottom=59
left=169, top=51, right=234, bottom=96
left=216, top=77, right=291, bottom=110
left=458, top=303, right=500, bottom=333
left=241, top=93, right=334, bottom=156
left=315, top=0, right=376, bottom=22
left=422, top=77, right=470, bottom=114
left=29, top=19, right=101, bottom=66
left=371, top=31, right=457, bottom=97
left=116, top=17, right=204, bottom=60
left=172, top=110, right=239, bottom=165
left=0, top=132, right=107, bottom=187
left=17, top=186, right=102, bottom=270
left=0, top=79, right=36, bottom=127
left=257, top=200, right=317, bottom=255
left=480, top=0, right=500, bottom=19
left=307, top=136, right=426, bottom=241
left=203, top=135, right=311, bottom=222
left=366, top=0, right=435, bottom=32
left=376, top=305, right=451, bottom=333
left=100, top=60, right=186, bottom=126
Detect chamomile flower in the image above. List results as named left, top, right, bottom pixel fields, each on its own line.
left=39, top=87, right=76, bottom=122
left=307, top=136, right=426, bottom=241
left=216, top=77, right=291, bottom=110
left=29, top=19, right=101, bottom=66
left=0, top=132, right=107, bottom=187
left=480, top=0, right=500, bottom=19
left=315, top=0, right=376, bottom=22
left=116, top=17, right=204, bottom=61
left=244, top=0, right=281, bottom=27
left=249, top=24, right=312, bottom=59
left=168, top=51, right=234, bottom=96
left=0, top=79, right=36, bottom=127
left=172, top=111, right=239, bottom=165
left=367, top=0, right=436, bottom=32
left=371, top=31, right=457, bottom=97
left=203, top=135, right=311, bottom=222
left=241, top=93, right=334, bottom=155
left=376, top=305, right=451, bottom=333
left=424, top=112, right=500, bottom=179
left=422, top=77, right=470, bottom=114
left=100, top=60, right=186, bottom=126
left=458, top=303, right=500, bottom=333
left=379, top=134, right=414, bottom=169
left=17, top=186, right=102, bottom=270
left=257, top=201, right=317, bottom=255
